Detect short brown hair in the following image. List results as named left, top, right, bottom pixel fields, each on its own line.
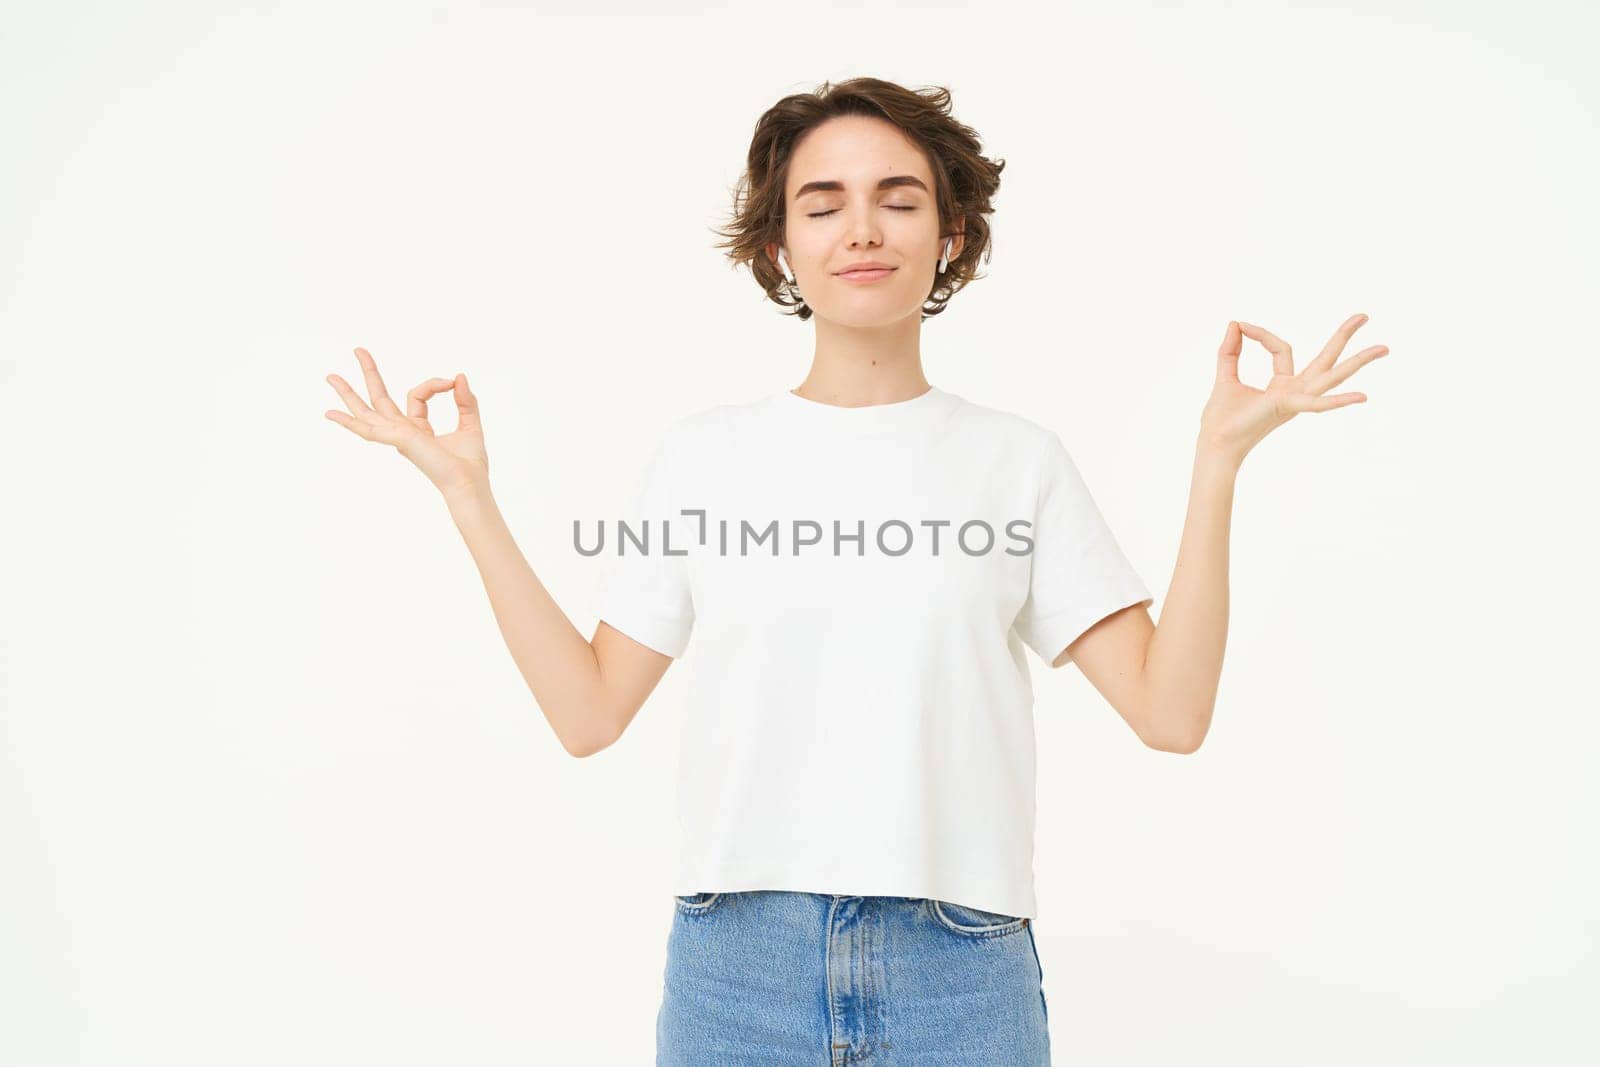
left=712, top=77, right=1006, bottom=322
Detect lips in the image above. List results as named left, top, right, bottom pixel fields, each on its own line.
left=836, top=267, right=896, bottom=282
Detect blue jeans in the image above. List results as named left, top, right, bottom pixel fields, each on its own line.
left=657, top=890, right=1051, bottom=1065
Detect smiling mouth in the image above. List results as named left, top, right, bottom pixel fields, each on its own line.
left=835, top=267, right=896, bottom=282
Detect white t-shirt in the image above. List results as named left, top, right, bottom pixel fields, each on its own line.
left=595, top=385, right=1152, bottom=919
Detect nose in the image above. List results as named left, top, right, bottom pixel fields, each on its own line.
left=845, top=207, right=883, bottom=249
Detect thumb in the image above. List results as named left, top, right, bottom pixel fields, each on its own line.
left=1215, top=320, right=1242, bottom=384
left=453, top=372, right=481, bottom=433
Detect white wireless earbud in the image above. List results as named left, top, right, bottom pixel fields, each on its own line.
left=776, top=248, right=795, bottom=284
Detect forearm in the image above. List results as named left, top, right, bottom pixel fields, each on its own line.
left=1139, top=440, right=1239, bottom=752
left=443, top=484, right=610, bottom=756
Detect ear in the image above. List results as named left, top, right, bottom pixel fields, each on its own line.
left=949, top=215, right=966, bottom=261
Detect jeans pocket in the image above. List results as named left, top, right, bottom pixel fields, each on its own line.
left=673, top=891, right=725, bottom=916
left=927, top=898, right=1028, bottom=938
left=1025, top=919, right=1050, bottom=1024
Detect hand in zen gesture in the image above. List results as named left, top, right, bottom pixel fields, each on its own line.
left=324, top=347, right=488, bottom=500
left=1201, top=314, right=1391, bottom=469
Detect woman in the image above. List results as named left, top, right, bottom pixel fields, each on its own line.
left=324, top=77, right=1388, bottom=1066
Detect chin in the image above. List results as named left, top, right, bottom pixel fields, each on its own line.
left=811, top=295, right=923, bottom=328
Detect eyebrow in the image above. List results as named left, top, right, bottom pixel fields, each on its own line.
left=792, top=174, right=930, bottom=199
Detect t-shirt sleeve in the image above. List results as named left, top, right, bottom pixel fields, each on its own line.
left=594, top=435, right=695, bottom=658
left=1013, top=431, right=1153, bottom=668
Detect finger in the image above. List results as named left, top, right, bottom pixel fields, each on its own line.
left=1237, top=321, right=1295, bottom=377
left=453, top=373, right=481, bottom=434
left=1284, top=391, right=1366, bottom=413
left=1303, top=344, right=1389, bottom=395
left=1215, top=321, right=1242, bottom=384
left=1302, top=313, right=1370, bottom=378
left=407, top=377, right=457, bottom=421
left=324, top=407, right=408, bottom=446
left=353, top=347, right=404, bottom=418
left=326, top=373, right=377, bottom=417
left=325, top=409, right=375, bottom=439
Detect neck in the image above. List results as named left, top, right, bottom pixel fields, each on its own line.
left=792, top=311, right=930, bottom=407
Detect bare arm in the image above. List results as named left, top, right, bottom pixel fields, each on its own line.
left=1066, top=314, right=1390, bottom=754
left=1065, top=448, right=1233, bottom=754
left=444, top=485, right=672, bottom=757
left=324, top=346, right=672, bottom=759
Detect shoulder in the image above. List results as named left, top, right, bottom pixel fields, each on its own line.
left=663, top=388, right=812, bottom=440
left=648, top=395, right=772, bottom=468
left=667, top=398, right=748, bottom=433
left=941, top=391, right=1061, bottom=456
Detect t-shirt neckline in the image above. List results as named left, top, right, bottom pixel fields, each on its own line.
left=774, top=384, right=950, bottom=432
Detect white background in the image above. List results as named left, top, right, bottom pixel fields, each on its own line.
left=3, top=1, right=1595, bottom=1063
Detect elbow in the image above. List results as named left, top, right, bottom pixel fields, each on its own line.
left=1144, top=729, right=1205, bottom=755
left=560, top=710, right=620, bottom=759
left=1139, top=709, right=1206, bottom=754
left=1164, top=734, right=1205, bottom=755
left=1137, top=695, right=1210, bottom=755
left=563, top=727, right=617, bottom=759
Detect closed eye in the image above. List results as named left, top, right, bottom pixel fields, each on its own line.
left=805, top=206, right=918, bottom=219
